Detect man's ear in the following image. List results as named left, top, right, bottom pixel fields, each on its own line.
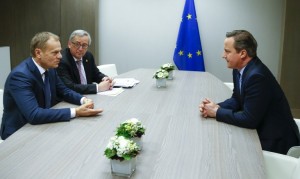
left=68, top=41, right=72, bottom=48
left=240, top=49, right=247, bottom=59
left=35, top=48, right=42, bottom=58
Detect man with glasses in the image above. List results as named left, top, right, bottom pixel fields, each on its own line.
left=57, top=30, right=114, bottom=94
left=1, top=32, right=103, bottom=140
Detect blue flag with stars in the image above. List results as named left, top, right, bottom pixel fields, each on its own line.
left=173, top=0, right=205, bottom=71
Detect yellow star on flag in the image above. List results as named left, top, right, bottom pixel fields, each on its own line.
left=178, top=50, right=184, bottom=56
left=186, top=14, right=192, bottom=20
left=196, top=50, right=202, bottom=56
left=188, top=53, right=192, bottom=58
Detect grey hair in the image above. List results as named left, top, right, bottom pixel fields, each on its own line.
left=69, top=30, right=91, bottom=45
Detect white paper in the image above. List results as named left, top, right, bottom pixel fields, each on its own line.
left=113, top=78, right=140, bottom=88
left=97, top=88, right=125, bottom=96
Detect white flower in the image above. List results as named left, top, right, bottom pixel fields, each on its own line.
left=104, top=135, right=140, bottom=160
left=106, top=141, right=113, bottom=149
left=126, top=118, right=139, bottom=124
left=161, top=63, right=175, bottom=72
left=153, top=69, right=169, bottom=79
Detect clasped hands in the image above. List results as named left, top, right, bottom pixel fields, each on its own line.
left=98, top=77, right=115, bottom=91
left=199, top=98, right=220, bottom=118
left=76, top=98, right=103, bottom=117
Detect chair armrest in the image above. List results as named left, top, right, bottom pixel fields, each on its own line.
left=287, top=146, right=300, bottom=158
left=263, top=150, right=298, bottom=179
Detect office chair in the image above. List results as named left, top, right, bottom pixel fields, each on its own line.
left=263, top=150, right=300, bottom=179
left=97, top=64, right=118, bottom=78
left=0, top=89, right=3, bottom=143
left=287, top=118, right=300, bottom=158
left=223, top=82, right=234, bottom=90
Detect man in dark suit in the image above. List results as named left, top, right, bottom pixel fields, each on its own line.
left=199, top=30, right=300, bottom=154
left=57, top=30, right=114, bottom=94
left=0, top=32, right=103, bottom=140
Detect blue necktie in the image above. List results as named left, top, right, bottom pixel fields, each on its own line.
left=44, top=71, right=51, bottom=108
left=237, top=72, right=242, bottom=94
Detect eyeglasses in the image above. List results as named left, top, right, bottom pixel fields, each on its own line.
left=71, top=42, right=89, bottom=49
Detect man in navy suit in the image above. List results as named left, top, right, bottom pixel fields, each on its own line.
left=0, top=32, right=103, bottom=140
left=57, top=29, right=114, bottom=94
left=199, top=30, right=300, bottom=154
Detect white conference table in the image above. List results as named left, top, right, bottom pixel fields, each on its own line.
left=0, top=69, right=265, bottom=179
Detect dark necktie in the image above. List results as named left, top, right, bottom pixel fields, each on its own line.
left=237, top=72, right=242, bottom=94
left=44, top=71, right=51, bottom=108
left=76, top=60, right=87, bottom=84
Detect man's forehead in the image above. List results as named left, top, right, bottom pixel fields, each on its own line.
left=73, top=35, right=88, bottom=41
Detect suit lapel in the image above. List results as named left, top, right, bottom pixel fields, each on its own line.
left=82, top=57, right=90, bottom=83
left=27, top=58, right=44, bottom=88
left=26, top=58, right=48, bottom=107
left=66, top=49, right=81, bottom=83
left=238, top=57, right=258, bottom=104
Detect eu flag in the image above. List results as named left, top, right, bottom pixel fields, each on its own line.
left=173, top=0, right=205, bottom=71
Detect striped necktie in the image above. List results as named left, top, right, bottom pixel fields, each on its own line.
left=76, top=60, right=87, bottom=84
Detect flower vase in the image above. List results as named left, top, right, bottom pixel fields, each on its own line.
left=111, top=157, right=137, bottom=177
left=132, top=137, right=142, bottom=150
left=168, top=70, right=174, bottom=80
left=156, top=78, right=167, bottom=88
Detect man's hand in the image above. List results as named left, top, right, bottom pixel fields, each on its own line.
left=199, top=98, right=220, bottom=118
left=75, top=103, right=103, bottom=117
left=83, top=98, right=93, bottom=106
left=98, top=77, right=115, bottom=91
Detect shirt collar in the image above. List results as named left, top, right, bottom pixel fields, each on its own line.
left=32, top=58, right=46, bottom=75
left=73, top=56, right=82, bottom=62
left=239, top=66, right=246, bottom=76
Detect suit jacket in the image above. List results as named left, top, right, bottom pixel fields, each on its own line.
left=217, top=57, right=300, bottom=154
left=0, top=57, right=83, bottom=140
left=57, top=48, right=106, bottom=94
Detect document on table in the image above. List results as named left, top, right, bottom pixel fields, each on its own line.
left=97, top=88, right=124, bottom=96
left=113, top=78, right=140, bottom=88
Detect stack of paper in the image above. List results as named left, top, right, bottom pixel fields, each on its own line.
left=113, top=78, right=140, bottom=88
left=98, top=88, right=124, bottom=96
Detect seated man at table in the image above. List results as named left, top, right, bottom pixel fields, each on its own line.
left=0, top=32, right=103, bottom=140
left=57, top=29, right=114, bottom=94
left=199, top=30, right=300, bottom=154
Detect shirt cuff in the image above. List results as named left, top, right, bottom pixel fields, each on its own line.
left=80, top=97, right=86, bottom=104
left=96, top=84, right=99, bottom=93
left=70, top=108, right=76, bottom=118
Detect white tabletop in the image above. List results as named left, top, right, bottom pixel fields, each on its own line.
left=0, top=69, right=265, bottom=179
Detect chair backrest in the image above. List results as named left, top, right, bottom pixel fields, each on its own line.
left=263, top=150, right=298, bottom=179
left=0, top=89, right=3, bottom=110
left=97, top=64, right=118, bottom=78
left=223, top=82, right=234, bottom=90
left=291, top=157, right=300, bottom=179
left=286, top=118, right=300, bottom=158
left=294, top=118, right=300, bottom=132
left=0, top=89, right=3, bottom=136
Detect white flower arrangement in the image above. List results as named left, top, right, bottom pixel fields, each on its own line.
left=161, top=63, right=175, bottom=72
left=153, top=69, right=169, bottom=79
left=116, top=118, right=146, bottom=138
left=104, top=136, right=140, bottom=161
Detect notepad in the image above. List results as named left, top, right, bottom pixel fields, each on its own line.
left=97, top=88, right=124, bottom=96
left=113, top=78, right=140, bottom=88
